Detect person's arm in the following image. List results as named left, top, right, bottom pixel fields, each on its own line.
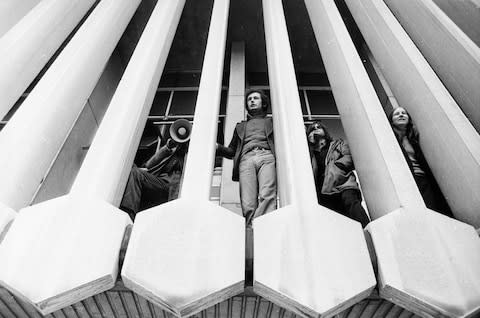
left=144, top=138, right=176, bottom=169
left=335, top=140, right=354, bottom=171
left=216, top=129, right=238, bottom=159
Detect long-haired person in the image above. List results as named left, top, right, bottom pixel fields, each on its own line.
left=306, top=121, right=370, bottom=228
left=388, top=107, right=453, bottom=217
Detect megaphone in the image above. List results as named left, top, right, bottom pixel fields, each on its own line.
left=169, top=119, right=192, bottom=144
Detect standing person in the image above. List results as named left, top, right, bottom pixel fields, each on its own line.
left=217, top=89, right=277, bottom=226
left=388, top=107, right=453, bottom=217
left=120, top=137, right=187, bottom=220
left=306, top=121, right=370, bottom=228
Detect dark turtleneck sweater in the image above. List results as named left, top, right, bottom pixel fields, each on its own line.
left=241, top=111, right=270, bottom=156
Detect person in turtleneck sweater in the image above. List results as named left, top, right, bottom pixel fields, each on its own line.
left=306, top=121, right=370, bottom=228
left=388, top=107, right=453, bottom=217
left=216, top=89, right=276, bottom=226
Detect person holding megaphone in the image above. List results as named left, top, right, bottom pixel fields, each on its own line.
left=120, top=119, right=191, bottom=220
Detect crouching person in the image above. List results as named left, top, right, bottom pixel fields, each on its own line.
left=120, top=138, right=187, bottom=220
left=217, top=89, right=277, bottom=227
left=306, top=121, right=370, bottom=228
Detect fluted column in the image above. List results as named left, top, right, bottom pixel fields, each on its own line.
left=384, top=0, right=480, bottom=133
left=0, top=0, right=97, bottom=121
left=0, top=0, right=141, bottom=312
left=253, top=1, right=376, bottom=317
left=0, top=0, right=140, bottom=237
left=332, top=0, right=480, bottom=316
left=346, top=0, right=480, bottom=228
left=122, top=1, right=245, bottom=317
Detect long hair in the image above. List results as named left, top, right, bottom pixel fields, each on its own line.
left=244, top=89, right=270, bottom=112
left=387, top=107, right=419, bottom=144
left=306, top=121, right=333, bottom=145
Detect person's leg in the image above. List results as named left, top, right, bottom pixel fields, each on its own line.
left=138, top=172, right=170, bottom=211
left=255, top=151, right=277, bottom=220
left=239, top=152, right=259, bottom=226
left=120, top=166, right=169, bottom=219
left=340, top=189, right=370, bottom=228
left=318, top=193, right=340, bottom=212
left=120, top=166, right=144, bottom=217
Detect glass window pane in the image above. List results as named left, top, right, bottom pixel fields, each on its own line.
left=298, top=90, right=307, bottom=115
left=168, top=91, right=198, bottom=116
left=307, top=90, right=338, bottom=115
left=149, top=91, right=171, bottom=116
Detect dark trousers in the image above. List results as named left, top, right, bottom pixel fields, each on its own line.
left=120, top=166, right=169, bottom=220
left=415, top=175, right=453, bottom=217
left=319, top=189, right=370, bottom=228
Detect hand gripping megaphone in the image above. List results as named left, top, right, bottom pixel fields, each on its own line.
left=169, top=119, right=192, bottom=143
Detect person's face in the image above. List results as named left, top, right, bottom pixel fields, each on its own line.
left=308, top=124, right=327, bottom=148
left=391, top=107, right=410, bottom=129
left=246, top=92, right=263, bottom=112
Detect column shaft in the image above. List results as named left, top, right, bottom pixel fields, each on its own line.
left=385, top=0, right=480, bottom=133
left=121, top=1, right=245, bottom=317
left=253, top=1, right=375, bottom=317
left=0, top=0, right=184, bottom=314
left=0, top=0, right=97, bottom=120
left=346, top=0, right=480, bottom=227
left=71, top=0, right=185, bottom=206
left=432, top=0, right=480, bottom=46
left=337, top=0, right=480, bottom=315
left=179, top=0, right=230, bottom=201
left=0, top=0, right=141, bottom=212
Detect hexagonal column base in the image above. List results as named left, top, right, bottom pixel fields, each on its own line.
left=0, top=194, right=131, bottom=314
left=122, top=198, right=245, bottom=318
left=367, top=209, right=480, bottom=317
left=254, top=205, right=376, bottom=317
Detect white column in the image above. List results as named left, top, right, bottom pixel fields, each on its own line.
left=345, top=0, right=480, bottom=228
left=339, top=0, right=480, bottom=316
left=0, top=0, right=97, bottom=120
left=432, top=0, right=480, bottom=46
left=0, top=0, right=141, bottom=236
left=253, top=1, right=375, bottom=317
left=362, top=44, right=399, bottom=113
left=121, top=1, right=245, bottom=317
left=384, top=0, right=480, bottom=133
left=0, top=1, right=185, bottom=313
left=0, top=0, right=41, bottom=37
left=220, top=42, right=244, bottom=215
left=0, top=0, right=185, bottom=314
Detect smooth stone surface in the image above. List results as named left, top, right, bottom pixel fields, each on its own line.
left=122, top=199, right=245, bottom=317
left=0, top=195, right=131, bottom=314
left=367, top=208, right=480, bottom=317
left=254, top=205, right=376, bottom=317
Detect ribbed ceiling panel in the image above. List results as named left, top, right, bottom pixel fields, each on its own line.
left=0, top=282, right=418, bottom=318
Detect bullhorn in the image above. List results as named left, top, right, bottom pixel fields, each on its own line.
left=169, top=119, right=192, bottom=143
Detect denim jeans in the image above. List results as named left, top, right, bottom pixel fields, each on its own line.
left=239, top=149, right=277, bottom=226
left=120, top=165, right=169, bottom=219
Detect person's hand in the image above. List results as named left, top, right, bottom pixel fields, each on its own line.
left=166, top=138, right=177, bottom=149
